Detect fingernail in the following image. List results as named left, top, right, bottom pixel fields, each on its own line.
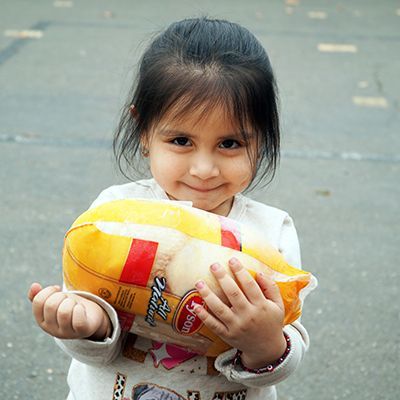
left=195, top=280, right=205, bottom=289
left=258, top=272, right=265, bottom=277
left=194, top=305, right=202, bottom=314
left=229, top=258, right=241, bottom=270
left=210, top=263, right=220, bottom=272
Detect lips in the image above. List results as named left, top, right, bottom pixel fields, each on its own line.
left=185, top=183, right=220, bottom=192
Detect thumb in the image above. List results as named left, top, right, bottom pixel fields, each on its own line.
left=28, top=282, right=43, bottom=302
left=256, top=273, right=284, bottom=309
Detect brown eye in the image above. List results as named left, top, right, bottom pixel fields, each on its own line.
left=173, top=137, right=190, bottom=146
left=220, top=139, right=240, bottom=149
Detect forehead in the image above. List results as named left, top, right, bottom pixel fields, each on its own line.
left=155, top=99, right=251, bottom=134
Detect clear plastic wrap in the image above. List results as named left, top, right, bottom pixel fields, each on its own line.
left=63, top=199, right=316, bottom=356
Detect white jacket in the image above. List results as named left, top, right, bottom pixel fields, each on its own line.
left=57, top=179, right=313, bottom=400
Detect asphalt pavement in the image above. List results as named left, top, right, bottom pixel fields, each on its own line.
left=1, top=1, right=399, bottom=399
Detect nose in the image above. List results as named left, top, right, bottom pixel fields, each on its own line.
left=189, top=152, right=220, bottom=180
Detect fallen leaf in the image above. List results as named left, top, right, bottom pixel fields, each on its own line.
left=315, top=189, right=331, bottom=197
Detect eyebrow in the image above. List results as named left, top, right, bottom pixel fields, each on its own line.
left=158, top=129, right=255, bottom=140
left=159, top=129, right=194, bottom=138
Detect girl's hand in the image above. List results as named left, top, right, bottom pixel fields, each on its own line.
left=194, top=258, right=287, bottom=369
left=28, top=283, right=111, bottom=341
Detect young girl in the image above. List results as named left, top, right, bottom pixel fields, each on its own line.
left=28, top=17, right=312, bottom=400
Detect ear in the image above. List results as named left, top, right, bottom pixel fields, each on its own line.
left=140, top=133, right=150, bottom=157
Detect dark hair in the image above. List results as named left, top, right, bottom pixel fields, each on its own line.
left=114, top=17, right=280, bottom=190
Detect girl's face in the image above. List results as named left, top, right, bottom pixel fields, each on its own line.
left=145, top=104, right=257, bottom=216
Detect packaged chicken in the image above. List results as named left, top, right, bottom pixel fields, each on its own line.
left=63, top=199, right=316, bottom=356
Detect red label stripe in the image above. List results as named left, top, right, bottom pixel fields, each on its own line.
left=117, top=310, right=136, bottom=331
left=219, top=216, right=242, bottom=251
left=173, top=290, right=206, bottom=335
left=119, top=239, right=158, bottom=286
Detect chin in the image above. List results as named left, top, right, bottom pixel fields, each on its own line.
left=196, top=198, right=230, bottom=214
left=189, top=198, right=214, bottom=210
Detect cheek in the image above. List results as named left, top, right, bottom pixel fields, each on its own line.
left=150, top=151, right=185, bottom=179
left=225, top=157, right=253, bottom=182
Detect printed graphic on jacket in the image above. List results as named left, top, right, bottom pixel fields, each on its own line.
left=112, top=377, right=248, bottom=400
left=122, top=333, right=218, bottom=375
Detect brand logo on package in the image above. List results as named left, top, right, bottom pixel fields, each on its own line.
left=145, top=276, right=171, bottom=327
left=173, top=290, right=206, bottom=335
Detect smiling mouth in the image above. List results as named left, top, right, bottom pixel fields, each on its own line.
left=185, top=184, right=220, bottom=193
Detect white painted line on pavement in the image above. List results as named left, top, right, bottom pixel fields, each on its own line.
left=358, top=81, right=369, bottom=89
left=308, top=11, right=327, bottom=19
left=4, top=30, right=43, bottom=39
left=282, top=149, right=400, bottom=163
left=53, top=1, right=74, bottom=7
left=285, top=0, right=299, bottom=5
left=318, top=43, right=358, bottom=53
left=352, top=96, right=388, bottom=108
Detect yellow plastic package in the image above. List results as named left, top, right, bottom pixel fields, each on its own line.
left=63, top=199, right=316, bottom=356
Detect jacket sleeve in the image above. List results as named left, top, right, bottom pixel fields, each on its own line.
left=55, top=187, right=125, bottom=365
left=55, top=291, right=123, bottom=366
left=214, top=320, right=308, bottom=387
left=88, top=186, right=120, bottom=209
left=278, top=214, right=302, bottom=269
left=215, top=213, right=311, bottom=387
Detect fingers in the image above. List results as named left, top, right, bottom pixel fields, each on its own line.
left=194, top=260, right=285, bottom=349
left=28, top=282, right=43, bottom=301
left=194, top=280, right=233, bottom=332
left=31, top=285, right=63, bottom=324
left=31, top=286, right=84, bottom=338
left=207, top=261, right=250, bottom=311
left=206, top=258, right=283, bottom=308
left=29, top=286, right=108, bottom=339
left=193, top=303, right=229, bottom=338
left=56, top=297, right=77, bottom=332
left=256, top=273, right=284, bottom=310
left=228, top=258, right=265, bottom=304
left=71, top=303, right=89, bottom=336
left=43, top=292, right=72, bottom=327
